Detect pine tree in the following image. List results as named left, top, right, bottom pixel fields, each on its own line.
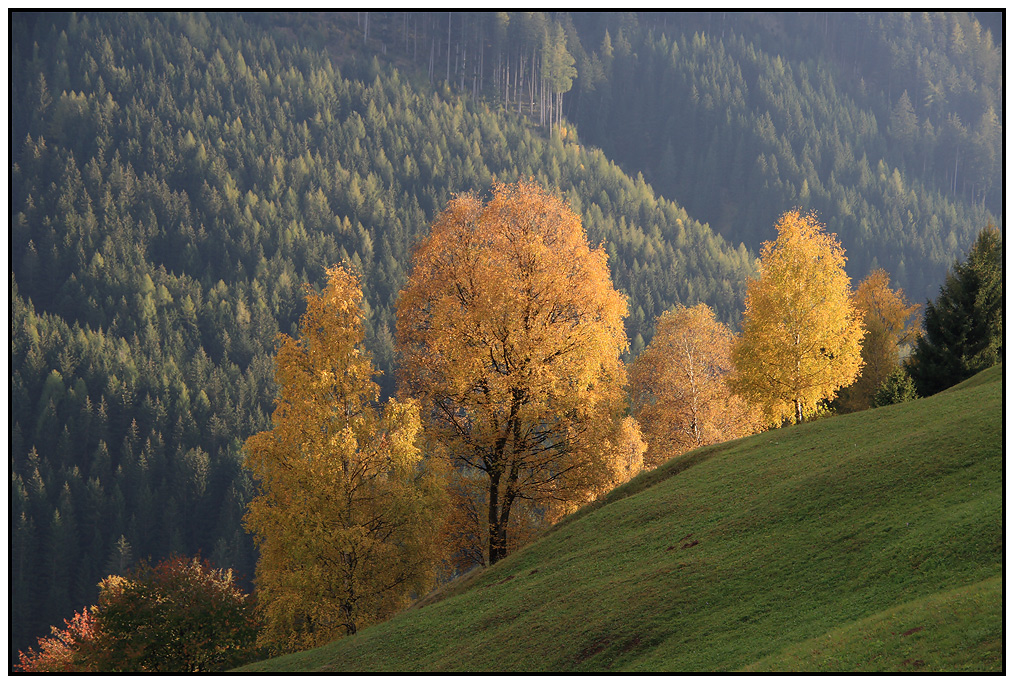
left=105, top=535, right=134, bottom=576
left=906, top=224, right=1002, bottom=395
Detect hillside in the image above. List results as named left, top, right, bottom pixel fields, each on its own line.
left=239, top=365, right=1002, bottom=672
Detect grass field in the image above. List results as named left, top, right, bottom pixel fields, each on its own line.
left=237, top=365, right=1003, bottom=672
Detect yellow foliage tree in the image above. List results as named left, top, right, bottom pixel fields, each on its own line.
left=397, top=181, right=630, bottom=565
left=630, top=304, right=763, bottom=467
left=243, top=265, right=444, bottom=654
left=730, top=210, right=865, bottom=425
left=836, top=269, right=921, bottom=412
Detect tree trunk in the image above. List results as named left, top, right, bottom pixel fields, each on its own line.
left=342, top=601, right=358, bottom=636
left=487, top=471, right=506, bottom=564
left=429, top=38, right=435, bottom=83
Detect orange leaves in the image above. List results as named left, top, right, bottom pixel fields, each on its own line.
left=837, top=269, right=920, bottom=412
left=853, top=268, right=921, bottom=349
left=16, top=608, right=97, bottom=672
left=631, top=304, right=762, bottom=467
left=730, top=210, right=865, bottom=425
left=397, top=181, right=630, bottom=564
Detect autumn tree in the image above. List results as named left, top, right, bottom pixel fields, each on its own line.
left=596, top=416, right=647, bottom=493
left=730, top=210, right=865, bottom=425
left=244, top=265, right=445, bottom=654
left=84, top=556, right=259, bottom=672
left=906, top=224, right=1003, bottom=396
left=16, top=556, right=257, bottom=673
left=836, top=269, right=920, bottom=413
left=630, top=303, right=762, bottom=467
left=397, top=181, right=629, bottom=566
left=16, top=608, right=98, bottom=673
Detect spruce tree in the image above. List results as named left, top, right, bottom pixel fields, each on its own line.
left=907, top=224, right=1002, bottom=395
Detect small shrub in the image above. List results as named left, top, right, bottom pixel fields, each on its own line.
left=873, top=366, right=919, bottom=407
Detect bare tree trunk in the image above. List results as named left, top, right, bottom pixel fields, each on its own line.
left=479, top=28, right=484, bottom=95
left=530, top=45, right=537, bottom=112
left=953, top=149, right=959, bottom=195
left=429, top=38, right=435, bottom=83
left=515, top=51, right=522, bottom=113
left=540, top=76, right=545, bottom=127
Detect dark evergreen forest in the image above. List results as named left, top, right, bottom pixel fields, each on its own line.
left=9, top=11, right=1001, bottom=660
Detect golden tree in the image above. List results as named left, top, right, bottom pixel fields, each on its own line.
left=836, top=269, right=920, bottom=412
left=630, top=304, right=763, bottom=467
left=244, top=265, right=444, bottom=654
left=397, top=181, right=630, bottom=565
left=730, top=210, right=865, bottom=425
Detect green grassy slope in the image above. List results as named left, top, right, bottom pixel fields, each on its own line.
left=239, top=365, right=1003, bottom=672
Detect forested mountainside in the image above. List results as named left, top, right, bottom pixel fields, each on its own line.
left=281, top=11, right=999, bottom=305
left=9, top=10, right=1000, bottom=661
left=10, top=11, right=751, bottom=657
left=564, top=12, right=1000, bottom=304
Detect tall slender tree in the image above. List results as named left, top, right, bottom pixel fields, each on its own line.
left=731, top=210, right=865, bottom=424
left=836, top=269, right=920, bottom=413
left=244, top=265, right=444, bottom=654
